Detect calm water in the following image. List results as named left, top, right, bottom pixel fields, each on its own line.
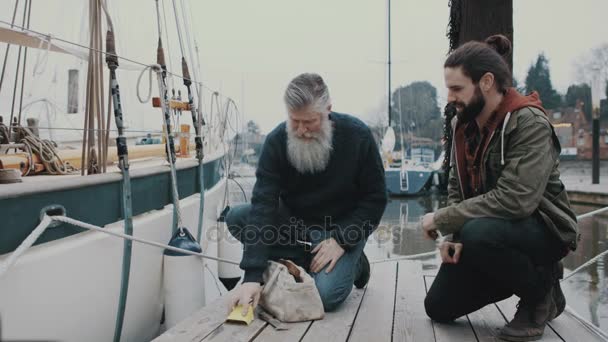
left=364, top=195, right=608, bottom=329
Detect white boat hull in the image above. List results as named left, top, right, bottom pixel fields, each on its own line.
left=0, top=178, right=230, bottom=342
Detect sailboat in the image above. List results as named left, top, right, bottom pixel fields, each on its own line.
left=381, top=0, right=440, bottom=196
left=0, top=1, right=242, bottom=341
left=384, top=142, right=438, bottom=195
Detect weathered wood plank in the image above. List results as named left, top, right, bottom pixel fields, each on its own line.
left=548, top=308, right=606, bottom=342
left=392, top=261, right=435, bottom=342
left=424, top=275, right=478, bottom=342
left=466, top=303, right=508, bottom=342
left=349, top=262, right=397, bottom=342
left=495, top=296, right=562, bottom=341
left=253, top=320, right=312, bottom=342
left=152, top=292, right=234, bottom=342
left=202, top=318, right=268, bottom=342
left=301, top=289, right=365, bottom=342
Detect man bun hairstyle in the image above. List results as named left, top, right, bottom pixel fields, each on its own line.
left=444, top=34, right=513, bottom=94
left=484, top=34, right=512, bottom=60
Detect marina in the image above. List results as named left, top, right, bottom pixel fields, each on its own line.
left=154, top=169, right=608, bottom=341
left=1, top=0, right=607, bottom=341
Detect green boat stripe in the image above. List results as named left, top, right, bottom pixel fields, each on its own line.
left=0, top=157, right=225, bottom=255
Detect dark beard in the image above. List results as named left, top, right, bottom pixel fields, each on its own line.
left=455, top=86, right=485, bottom=123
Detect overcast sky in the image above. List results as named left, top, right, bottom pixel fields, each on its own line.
left=188, top=0, right=608, bottom=133
left=1, top=0, right=606, bottom=135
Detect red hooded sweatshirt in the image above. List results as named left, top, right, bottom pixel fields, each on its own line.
left=454, top=88, right=546, bottom=198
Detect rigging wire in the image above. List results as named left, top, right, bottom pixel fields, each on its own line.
left=0, top=0, right=21, bottom=95
left=8, top=1, right=29, bottom=129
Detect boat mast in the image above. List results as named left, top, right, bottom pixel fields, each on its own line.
left=387, top=0, right=392, bottom=127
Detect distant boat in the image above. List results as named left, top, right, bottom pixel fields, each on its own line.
left=385, top=147, right=437, bottom=196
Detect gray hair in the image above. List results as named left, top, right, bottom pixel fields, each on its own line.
left=284, top=73, right=331, bottom=114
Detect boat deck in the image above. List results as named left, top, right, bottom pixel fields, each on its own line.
left=153, top=260, right=606, bottom=342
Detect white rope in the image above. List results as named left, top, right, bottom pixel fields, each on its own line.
left=136, top=65, right=154, bottom=103
left=577, top=206, right=608, bottom=221
left=0, top=214, right=239, bottom=280
left=0, top=215, right=53, bottom=278
left=562, top=248, right=608, bottom=282
left=50, top=216, right=239, bottom=264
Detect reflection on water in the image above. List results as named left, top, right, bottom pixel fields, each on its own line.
left=364, top=196, right=608, bottom=329
left=562, top=204, right=608, bottom=329
left=364, top=195, right=446, bottom=271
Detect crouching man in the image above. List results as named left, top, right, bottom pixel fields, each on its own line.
left=421, top=35, right=578, bottom=342
left=226, top=73, right=388, bottom=315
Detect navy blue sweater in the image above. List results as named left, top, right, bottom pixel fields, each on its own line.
left=241, top=112, right=388, bottom=283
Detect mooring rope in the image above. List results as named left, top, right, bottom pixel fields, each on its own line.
left=0, top=214, right=238, bottom=280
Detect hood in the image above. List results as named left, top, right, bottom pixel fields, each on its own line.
left=496, top=88, right=546, bottom=116
left=451, top=88, right=548, bottom=199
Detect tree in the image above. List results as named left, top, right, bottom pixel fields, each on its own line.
left=525, top=54, right=562, bottom=109
left=576, top=44, right=608, bottom=119
left=392, top=81, right=441, bottom=141
left=565, top=84, right=592, bottom=120
left=575, top=43, right=608, bottom=94
left=447, top=0, right=513, bottom=68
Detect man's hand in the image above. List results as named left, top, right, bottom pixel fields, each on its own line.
left=439, top=242, right=463, bottom=264
left=229, top=282, right=262, bottom=316
left=310, top=238, right=345, bottom=273
left=421, top=213, right=439, bottom=240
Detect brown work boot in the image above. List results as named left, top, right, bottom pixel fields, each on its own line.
left=550, top=261, right=566, bottom=321
left=498, top=289, right=557, bottom=342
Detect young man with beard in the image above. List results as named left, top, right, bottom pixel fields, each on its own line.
left=226, top=73, right=388, bottom=315
left=421, top=35, right=578, bottom=342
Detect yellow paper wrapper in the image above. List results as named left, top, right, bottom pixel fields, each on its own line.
left=226, top=305, right=254, bottom=325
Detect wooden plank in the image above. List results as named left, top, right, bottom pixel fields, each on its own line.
left=432, top=316, right=476, bottom=342
left=467, top=303, right=508, bottom=342
left=547, top=309, right=606, bottom=342
left=202, top=319, right=267, bottom=342
left=495, top=296, right=562, bottom=341
left=392, top=261, right=435, bottom=342
left=152, top=292, right=234, bottom=342
left=349, top=262, right=397, bottom=342
left=253, top=321, right=312, bottom=342
left=424, top=275, right=478, bottom=342
left=301, top=289, right=365, bottom=342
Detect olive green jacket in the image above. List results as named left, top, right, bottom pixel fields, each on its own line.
left=434, top=106, right=579, bottom=251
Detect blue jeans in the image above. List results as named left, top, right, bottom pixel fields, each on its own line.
left=225, top=204, right=366, bottom=311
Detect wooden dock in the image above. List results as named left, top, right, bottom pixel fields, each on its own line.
left=153, top=260, right=606, bottom=342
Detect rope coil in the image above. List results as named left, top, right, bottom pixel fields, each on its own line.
left=16, top=126, right=76, bottom=175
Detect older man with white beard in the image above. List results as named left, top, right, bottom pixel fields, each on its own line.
left=225, top=73, right=388, bottom=315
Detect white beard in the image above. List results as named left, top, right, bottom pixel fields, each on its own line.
left=286, top=116, right=334, bottom=174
